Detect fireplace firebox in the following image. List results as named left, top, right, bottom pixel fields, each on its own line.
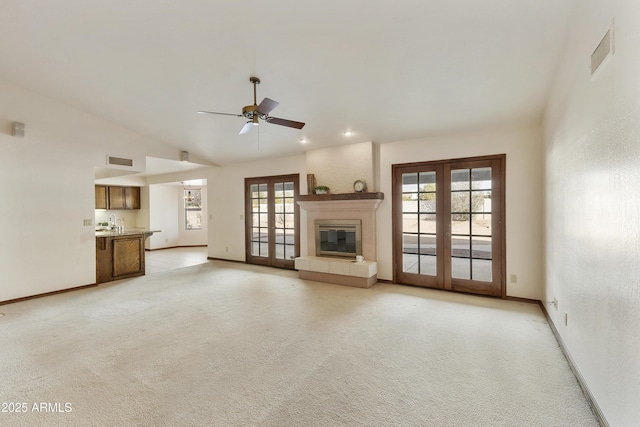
left=315, top=219, right=362, bottom=258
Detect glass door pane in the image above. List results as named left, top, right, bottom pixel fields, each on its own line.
left=450, top=167, right=493, bottom=282
left=401, top=171, right=438, bottom=277
left=274, top=181, right=296, bottom=260
left=250, top=183, right=269, bottom=257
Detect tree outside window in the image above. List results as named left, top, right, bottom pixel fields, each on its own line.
left=185, top=188, right=202, bottom=230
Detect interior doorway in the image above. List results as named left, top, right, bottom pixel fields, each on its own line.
left=147, top=179, right=208, bottom=250
left=245, top=174, right=300, bottom=269
left=392, top=155, right=505, bottom=297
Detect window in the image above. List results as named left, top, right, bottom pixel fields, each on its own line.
left=184, top=188, right=202, bottom=230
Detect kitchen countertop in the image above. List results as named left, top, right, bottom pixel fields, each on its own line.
left=95, top=228, right=162, bottom=237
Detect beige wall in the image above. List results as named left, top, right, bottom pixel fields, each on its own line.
left=205, top=154, right=307, bottom=261
left=0, top=78, right=179, bottom=302
left=146, top=183, right=209, bottom=250
left=148, top=184, right=181, bottom=249
left=543, top=0, right=640, bottom=424
left=306, top=141, right=375, bottom=193
left=201, top=128, right=543, bottom=300
left=378, top=122, right=544, bottom=299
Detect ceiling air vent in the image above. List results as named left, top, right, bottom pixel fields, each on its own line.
left=591, top=29, right=613, bottom=76
left=107, top=155, right=134, bottom=167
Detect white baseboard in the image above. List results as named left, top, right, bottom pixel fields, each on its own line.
left=539, top=302, right=609, bottom=427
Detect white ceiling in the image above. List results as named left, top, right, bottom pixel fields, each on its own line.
left=0, top=0, right=578, bottom=167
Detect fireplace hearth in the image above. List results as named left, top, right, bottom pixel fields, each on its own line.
left=295, top=192, right=383, bottom=288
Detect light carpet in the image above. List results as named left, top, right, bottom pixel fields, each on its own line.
left=0, top=261, right=598, bottom=426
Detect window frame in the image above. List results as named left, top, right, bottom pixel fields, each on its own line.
left=184, top=188, right=203, bottom=230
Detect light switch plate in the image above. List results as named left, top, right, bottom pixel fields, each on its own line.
left=83, top=219, right=92, bottom=226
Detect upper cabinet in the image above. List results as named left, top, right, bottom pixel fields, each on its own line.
left=108, top=186, right=127, bottom=210
left=95, top=185, right=141, bottom=210
left=125, top=186, right=140, bottom=209
left=95, top=185, right=108, bottom=209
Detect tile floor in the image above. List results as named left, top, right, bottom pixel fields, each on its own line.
left=145, top=246, right=209, bottom=274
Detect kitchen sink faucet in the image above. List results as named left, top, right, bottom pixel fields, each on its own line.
left=107, top=213, right=117, bottom=229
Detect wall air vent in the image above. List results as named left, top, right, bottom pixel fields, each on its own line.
left=591, top=29, right=613, bottom=76
left=107, top=155, right=134, bottom=167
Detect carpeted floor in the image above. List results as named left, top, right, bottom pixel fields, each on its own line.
left=0, top=260, right=598, bottom=426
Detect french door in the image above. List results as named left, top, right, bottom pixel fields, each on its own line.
left=245, top=174, right=300, bottom=269
left=393, top=155, right=505, bottom=297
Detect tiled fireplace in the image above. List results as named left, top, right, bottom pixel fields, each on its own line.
left=295, top=192, right=383, bottom=288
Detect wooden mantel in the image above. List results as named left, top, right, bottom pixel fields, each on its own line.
left=297, top=192, right=384, bottom=202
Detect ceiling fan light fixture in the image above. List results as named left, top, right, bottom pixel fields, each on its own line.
left=198, top=76, right=305, bottom=134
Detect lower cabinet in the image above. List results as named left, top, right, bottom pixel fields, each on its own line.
left=96, top=234, right=146, bottom=284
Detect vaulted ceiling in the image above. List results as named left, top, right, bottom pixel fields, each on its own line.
left=0, top=0, right=578, bottom=166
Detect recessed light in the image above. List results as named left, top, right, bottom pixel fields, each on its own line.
left=299, top=138, right=308, bottom=144
left=343, top=130, right=354, bottom=137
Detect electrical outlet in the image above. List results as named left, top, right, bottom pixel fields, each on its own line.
left=510, top=274, right=517, bottom=284
left=83, top=219, right=92, bottom=226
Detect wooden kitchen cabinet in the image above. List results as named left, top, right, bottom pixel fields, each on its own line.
left=108, top=186, right=127, bottom=210
left=125, top=186, right=140, bottom=209
left=112, top=236, right=143, bottom=277
left=95, top=185, right=141, bottom=210
left=96, top=234, right=146, bottom=283
left=95, top=185, right=108, bottom=209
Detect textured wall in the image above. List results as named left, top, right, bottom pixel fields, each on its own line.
left=305, top=141, right=375, bottom=194
left=0, top=78, right=178, bottom=302
left=543, top=0, right=640, bottom=424
left=205, top=154, right=307, bottom=261
left=377, top=122, right=544, bottom=300
left=148, top=185, right=180, bottom=249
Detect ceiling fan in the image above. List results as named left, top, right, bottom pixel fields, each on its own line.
left=198, top=76, right=305, bottom=135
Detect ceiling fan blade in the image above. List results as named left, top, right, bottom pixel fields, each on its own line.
left=239, top=121, right=254, bottom=135
left=257, top=98, right=279, bottom=115
left=266, top=117, right=305, bottom=129
left=197, top=111, right=243, bottom=117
